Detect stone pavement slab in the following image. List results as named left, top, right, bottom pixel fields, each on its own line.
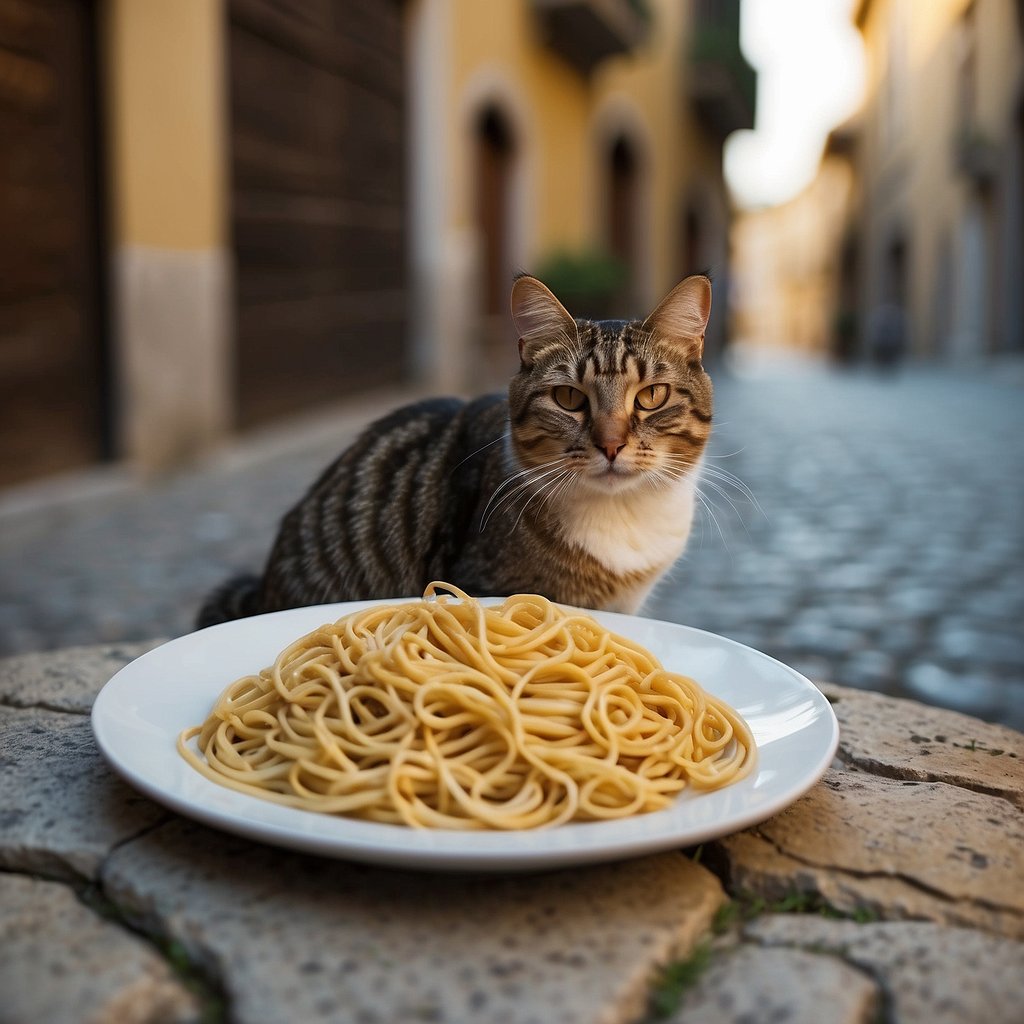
left=0, top=873, right=199, bottom=1024
left=744, top=916, right=1024, bottom=1024
left=0, top=705, right=167, bottom=881
left=823, top=682, right=1024, bottom=809
left=715, top=766, right=1024, bottom=938
left=665, top=943, right=878, bottom=1024
left=102, top=822, right=723, bottom=1024
left=0, top=639, right=162, bottom=714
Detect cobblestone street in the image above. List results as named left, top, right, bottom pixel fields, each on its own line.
left=3, top=361, right=1022, bottom=729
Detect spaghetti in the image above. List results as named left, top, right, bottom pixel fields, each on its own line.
left=179, top=584, right=755, bottom=829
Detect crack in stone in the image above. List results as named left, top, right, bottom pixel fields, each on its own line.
left=82, top=874, right=229, bottom=1023
left=744, top=827, right=1021, bottom=921
left=105, top=816, right=175, bottom=858
left=834, top=747, right=1024, bottom=811
left=0, top=862, right=225, bottom=1022
left=0, top=696, right=91, bottom=716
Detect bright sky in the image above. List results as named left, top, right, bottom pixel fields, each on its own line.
left=724, top=0, right=867, bottom=210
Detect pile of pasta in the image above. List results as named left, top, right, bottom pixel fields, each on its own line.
left=179, top=584, right=755, bottom=830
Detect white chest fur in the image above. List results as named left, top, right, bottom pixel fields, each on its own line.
left=559, top=474, right=698, bottom=590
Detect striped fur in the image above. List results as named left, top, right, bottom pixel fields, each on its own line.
left=197, top=276, right=713, bottom=627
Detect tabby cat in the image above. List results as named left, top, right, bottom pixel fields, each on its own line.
left=197, top=273, right=713, bottom=627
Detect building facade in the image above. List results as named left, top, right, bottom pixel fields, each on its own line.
left=729, top=147, right=856, bottom=357
left=408, top=0, right=754, bottom=385
left=727, top=0, right=1024, bottom=366
left=0, top=0, right=753, bottom=486
left=850, top=0, right=1024, bottom=361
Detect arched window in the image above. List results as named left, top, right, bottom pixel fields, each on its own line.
left=681, top=203, right=702, bottom=278
left=475, top=105, right=515, bottom=317
left=608, top=134, right=638, bottom=292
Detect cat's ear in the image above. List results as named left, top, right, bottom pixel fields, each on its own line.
left=643, top=275, right=712, bottom=361
left=510, top=275, right=577, bottom=367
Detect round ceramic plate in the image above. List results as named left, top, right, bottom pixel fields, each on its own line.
left=91, top=601, right=838, bottom=872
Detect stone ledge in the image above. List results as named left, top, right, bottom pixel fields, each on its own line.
left=665, top=942, right=879, bottom=1024
left=743, top=915, right=1024, bottom=1024
left=102, top=819, right=723, bottom=1024
left=2, top=644, right=1023, bottom=1023
left=0, top=705, right=168, bottom=880
left=713, top=766, right=1024, bottom=938
left=0, top=873, right=199, bottom=1024
left=822, top=682, right=1024, bottom=809
left=0, top=639, right=164, bottom=714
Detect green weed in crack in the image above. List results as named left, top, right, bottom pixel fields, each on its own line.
left=642, top=941, right=713, bottom=1022
left=76, top=880, right=227, bottom=1024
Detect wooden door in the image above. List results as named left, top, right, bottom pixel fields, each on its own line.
left=0, top=0, right=106, bottom=486
left=229, top=0, right=408, bottom=428
left=476, top=106, right=514, bottom=319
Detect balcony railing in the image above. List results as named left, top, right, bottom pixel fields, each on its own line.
left=688, top=0, right=756, bottom=141
left=531, top=0, right=650, bottom=75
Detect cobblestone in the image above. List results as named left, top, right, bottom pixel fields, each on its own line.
left=1, top=364, right=1022, bottom=728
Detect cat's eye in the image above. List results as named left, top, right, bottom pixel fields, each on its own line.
left=553, top=385, right=587, bottom=412
left=634, top=384, right=670, bottom=411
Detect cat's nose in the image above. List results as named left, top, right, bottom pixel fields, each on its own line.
left=593, top=413, right=629, bottom=462
left=599, top=440, right=627, bottom=462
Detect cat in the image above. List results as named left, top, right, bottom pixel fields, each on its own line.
left=196, top=272, right=713, bottom=627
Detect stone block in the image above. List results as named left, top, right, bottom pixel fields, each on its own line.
left=0, top=640, right=163, bottom=714
left=0, top=706, right=167, bottom=880
left=103, top=820, right=724, bottom=1024
left=747, top=915, right=1024, bottom=1024
left=668, top=943, right=878, bottom=1024
left=822, top=683, right=1024, bottom=809
left=714, top=767, right=1024, bottom=938
left=0, top=873, right=198, bottom=1024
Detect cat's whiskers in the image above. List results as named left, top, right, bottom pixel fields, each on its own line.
left=494, top=464, right=569, bottom=532
left=658, top=455, right=740, bottom=513
left=448, top=431, right=511, bottom=475
left=479, top=467, right=538, bottom=530
left=647, top=463, right=729, bottom=551
left=542, top=466, right=581, bottom=517
left=660, top=453, right=765, bottom=520
left=481, top=459, right=558, bottom=514
left=696, top=478, right=750, bottom=537
left=693, top=486, right=731, bottom=552
left=512, top=468, right=574, bottom=532
left=480, top=461, right=567, bottom=531
left=658, top=459, right=747, bottom=535
left=693, top=462, right=762, bottom=511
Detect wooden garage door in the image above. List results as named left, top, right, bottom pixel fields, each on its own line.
left=229, top=0, right=408, bottom=428
left=0, top=0, right=107, bottom=487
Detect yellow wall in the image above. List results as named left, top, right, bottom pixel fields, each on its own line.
left=446, top=0, right=720, bottom=301
left=448, top=0, right=593, bottom=253
left=103, top=0, right=226, bottom=250
left=100, top=0, right=232, bottom=471
left=596, top=0, right=706, bottom=298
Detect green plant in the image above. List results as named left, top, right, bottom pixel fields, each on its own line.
left=645, top=941, right=712, bottom=1020
left=712, top=889, right=879, bottom=932
left=533, top=249, right=628, bottom=316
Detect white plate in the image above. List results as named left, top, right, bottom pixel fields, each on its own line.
left=92, top=602, right=838, bottom=872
